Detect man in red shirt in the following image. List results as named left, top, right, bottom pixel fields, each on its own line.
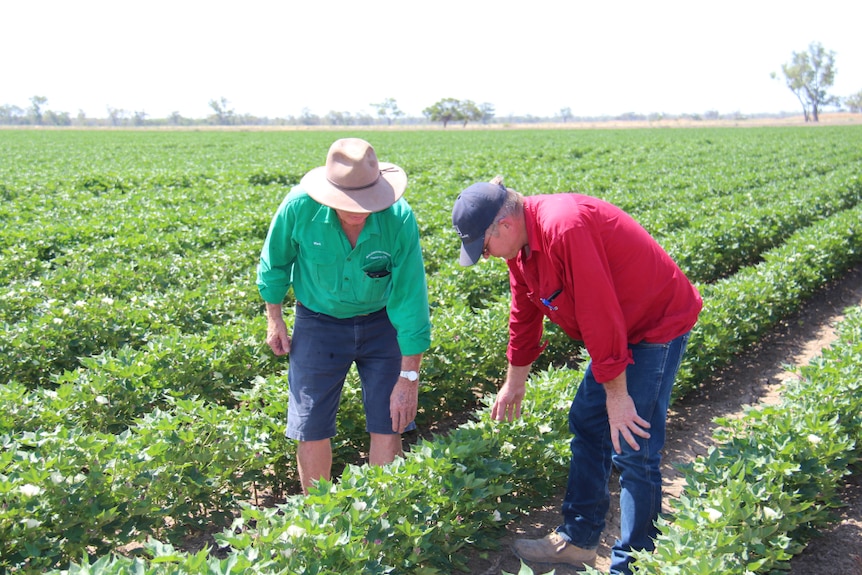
left=452, top=177, right=702, bottom=575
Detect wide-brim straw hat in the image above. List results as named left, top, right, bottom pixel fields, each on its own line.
left=300, top=138, right=407, bottom=213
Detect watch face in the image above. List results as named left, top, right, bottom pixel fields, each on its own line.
left=401, top=370, right=419, bottom=381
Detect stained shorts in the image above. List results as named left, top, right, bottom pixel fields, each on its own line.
left=286, top=304, right=415, bottom=441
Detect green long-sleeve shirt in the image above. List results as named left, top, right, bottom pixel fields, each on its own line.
left=257, top=187, right=431, bottom=356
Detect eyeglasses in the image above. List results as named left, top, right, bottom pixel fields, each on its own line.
left=482, top=233, right=492, bottom=258
left=482, top=220, right=501, bottom=258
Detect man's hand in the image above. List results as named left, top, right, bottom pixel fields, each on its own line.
left=604, top=375, right=650, bottom=453
left=491, top=363, right=532, bottom=422
left=491, top=380, right=526, bottom=422
left=390, top=378, right=418, bottom=433
left=265, top=303, right=291, bottom=356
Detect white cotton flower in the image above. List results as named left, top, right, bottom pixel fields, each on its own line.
left=352, top=501, right=367, bottom=512
left=95, top=395, right=109, bottom=405
left=19, top=484, right=42, bottom=497
left=538, top=424, right=552, bottom=434
left=23, top=518, right=42, bottom=529
left=52, top=317, right=63, bottom=325
left=492, top=510, right=502, bottom=522
left=763, top=507, right=779, bottom=520
left=807, top=434, right=821, bottom=444
left=285, top=525, right=306, bottom=538
left=705, top=507, right=723, bottom=522
left=501, top=442, right=516, bottom=454
left=101, top=296, right=115, bottom=306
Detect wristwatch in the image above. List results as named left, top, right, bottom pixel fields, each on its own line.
left=399, top=370, right=419, bottom=382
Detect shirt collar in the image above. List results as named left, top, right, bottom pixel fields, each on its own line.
left=311, top=204, right=381, bottom=237
left=521, top=197, right=542, bottom=261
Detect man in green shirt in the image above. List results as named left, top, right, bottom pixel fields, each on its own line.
left=258, top=138, right=431, bottom=494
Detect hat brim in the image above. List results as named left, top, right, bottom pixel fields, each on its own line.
left=301, top=161, right=407, bottom=213
left=459, top=236, right=484, bottom=266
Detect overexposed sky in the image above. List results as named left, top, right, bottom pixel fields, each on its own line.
left=4, top=0, right=861, bottom=120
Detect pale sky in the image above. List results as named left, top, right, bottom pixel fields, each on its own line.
left=4, top=0, right=861, bottom=120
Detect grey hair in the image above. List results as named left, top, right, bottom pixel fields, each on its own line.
left=489, top=175, right=524, bottom=221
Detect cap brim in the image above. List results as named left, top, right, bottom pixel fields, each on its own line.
left=301, top=162, right=407, bottom=213
left=459, top=237, right=484, bottom=266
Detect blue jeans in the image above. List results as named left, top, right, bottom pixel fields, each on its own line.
left=556, top=333, right=690, bottom=575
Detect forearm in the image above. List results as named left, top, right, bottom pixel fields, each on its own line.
left=602, top=371, right=628, bottom=399
left=265, top=302, right=284, bottom=321
left=506, top=362, right=532, bottom=388
left=401, top=353, right=422, bottom=372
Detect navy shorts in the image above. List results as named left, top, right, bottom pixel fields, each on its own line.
left=286, top=304, right=415, bottom=441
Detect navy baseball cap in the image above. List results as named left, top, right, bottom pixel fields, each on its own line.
left=452, top=182, right=508, bottom=266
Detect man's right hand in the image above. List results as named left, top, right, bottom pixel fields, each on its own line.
left=491, top=380, right=526, bottom=421
left=266, top=320, right=291, bottom=355
left=265, top=303, right=291, bottom=356
left=491, top=363, right=532, bottom=422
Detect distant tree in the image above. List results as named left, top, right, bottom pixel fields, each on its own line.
left=459, top=100, right=482, bottom=127
left=168, top=111, right=183, bottom=125
left=43, top=110, right=71, bottom=126
left=559, top=107, right=573, bottom=122
left=846, top=90, right=862, bottom=113
left=106, top=107, right=126, bottom=126
left=325, top=110, right=354, bottom=125
left=774, top=41, right=838, bottom=122
left=422, top=98, right=489, bottom=128
left=0, top=104, right=25, bottom=125
left=423, top=98, right=463, bottom=128
left=371, top=98, right=404, bottom=125
left=299, top=107, right=320, bottom=126
left=132, top=111, right=148, bottom=126
left=354, top=112, right=375, bottom=125
left=29, top=95, right=48, bottom=125
left=479, top=102, right=495, bottom=124
left=208, top=97, right=235, bottom=125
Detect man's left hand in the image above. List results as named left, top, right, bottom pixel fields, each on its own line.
left=390, top=378, right=419, bottom=434
left=606, top=392, right=651, bottom=454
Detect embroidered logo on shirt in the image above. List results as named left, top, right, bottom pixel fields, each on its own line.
left=366, top=250, right=391, bottom=261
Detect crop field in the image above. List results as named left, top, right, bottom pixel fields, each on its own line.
left=1, top=126, right=862, bottom=574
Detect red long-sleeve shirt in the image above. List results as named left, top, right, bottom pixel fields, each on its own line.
left=506, top=194, right=702, bottom=382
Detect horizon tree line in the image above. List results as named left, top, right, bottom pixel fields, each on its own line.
left=4, top=43, right=861, bottom=127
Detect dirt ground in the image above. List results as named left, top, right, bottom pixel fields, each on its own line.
left=467, top=261, right=862, bottom=575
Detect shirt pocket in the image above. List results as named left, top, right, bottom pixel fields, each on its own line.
left=360, top=256, right=392, bottom=302
left=304, top=246, right=339, bottom=290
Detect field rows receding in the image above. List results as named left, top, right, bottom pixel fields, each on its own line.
left=1, top=127, right=861, bottom=574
